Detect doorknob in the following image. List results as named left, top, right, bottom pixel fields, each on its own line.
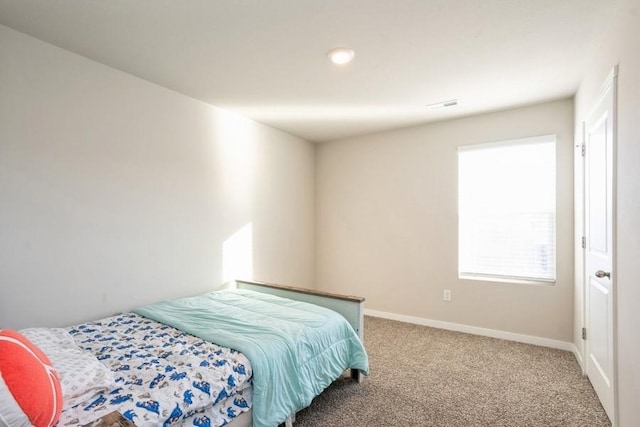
left=595, top=270, right=611, bottom=279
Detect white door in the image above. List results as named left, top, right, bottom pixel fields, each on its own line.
left=584, top=68, right=616, bottom=422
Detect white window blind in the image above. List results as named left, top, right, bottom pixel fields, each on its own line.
left=458, top=135, right=556, bottom=283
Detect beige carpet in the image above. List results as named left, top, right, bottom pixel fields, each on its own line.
left=294, top=316, right=610, bottom=427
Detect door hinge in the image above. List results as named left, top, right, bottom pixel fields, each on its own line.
left=581, top=143, right=586, bottom=157
left=581, top=236, right=586, bottom=249
left=582, top=327, right=587, bottom=340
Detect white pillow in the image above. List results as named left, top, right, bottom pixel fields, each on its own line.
left=20, top=328, right=115, bottom=409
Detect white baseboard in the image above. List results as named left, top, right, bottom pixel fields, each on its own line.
left=364, top=308, right=575, bottom=352
left=572, top=343, right=584, bottom=371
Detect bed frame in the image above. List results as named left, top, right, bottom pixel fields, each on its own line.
left=228, top=279, right=366, bottom=427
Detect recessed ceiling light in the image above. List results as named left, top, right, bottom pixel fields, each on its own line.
left=426, top=99, right=459, bottom=110
left=328, top=47, right=355, bottom=65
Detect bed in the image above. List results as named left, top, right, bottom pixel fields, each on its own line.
left=17, top=280, right=369, bottom=427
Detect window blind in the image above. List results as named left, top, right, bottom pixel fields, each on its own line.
left=458, top=136, right=556, bottom=282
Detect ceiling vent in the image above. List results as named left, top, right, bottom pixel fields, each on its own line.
left=426, top=99, right=459, bottom=110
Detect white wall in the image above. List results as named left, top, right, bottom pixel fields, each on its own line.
left=574, top=0, right=640, bottom=424
left=316, top=99, right=574, bottom=342
left=0, top=25, right=315, bottom=329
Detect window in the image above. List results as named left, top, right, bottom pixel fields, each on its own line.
left=458, top=135, right=556, bottom=283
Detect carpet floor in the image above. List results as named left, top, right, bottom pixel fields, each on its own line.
left=293, top=316, right=610, bottom=427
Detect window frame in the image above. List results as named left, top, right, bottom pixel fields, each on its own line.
left=457, top=134, right=557, bottom=286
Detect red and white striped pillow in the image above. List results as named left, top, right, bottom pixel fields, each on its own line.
left=0, top=329, right=63, bottom=427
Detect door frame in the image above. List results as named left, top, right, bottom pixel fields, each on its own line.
left=580, top=65, right=618, bottom=425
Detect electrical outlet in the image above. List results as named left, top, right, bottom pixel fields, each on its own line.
left=443, top=289, right=452, bottom=302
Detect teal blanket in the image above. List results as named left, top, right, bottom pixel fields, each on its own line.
left=133, top=289, right=369, bottom=427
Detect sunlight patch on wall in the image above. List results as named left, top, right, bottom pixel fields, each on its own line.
left=211, top=108, right=258, bottom=212
left=223, top=223, right=253, bottom=283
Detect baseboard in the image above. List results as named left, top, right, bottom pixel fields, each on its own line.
left=364, top=308, right=575, bottom=352
left=572, top=343, right=585, bottom=371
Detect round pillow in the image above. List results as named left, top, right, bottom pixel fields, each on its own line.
left=0, top=329, right=63, bottom=427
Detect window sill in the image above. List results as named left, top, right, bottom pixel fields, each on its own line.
left=459, top=274, right=556, bottom=286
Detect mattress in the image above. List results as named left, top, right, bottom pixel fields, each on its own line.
left=58, top=313, right=253, bottom=427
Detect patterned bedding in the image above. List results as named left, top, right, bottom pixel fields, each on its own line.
left=58, top=313, right=253, bottom=427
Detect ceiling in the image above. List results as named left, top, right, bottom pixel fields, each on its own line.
left=0, top=0, right=619, bottom=142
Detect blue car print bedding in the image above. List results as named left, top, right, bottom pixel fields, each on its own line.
left=57, top=313, right=253, bottom=427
